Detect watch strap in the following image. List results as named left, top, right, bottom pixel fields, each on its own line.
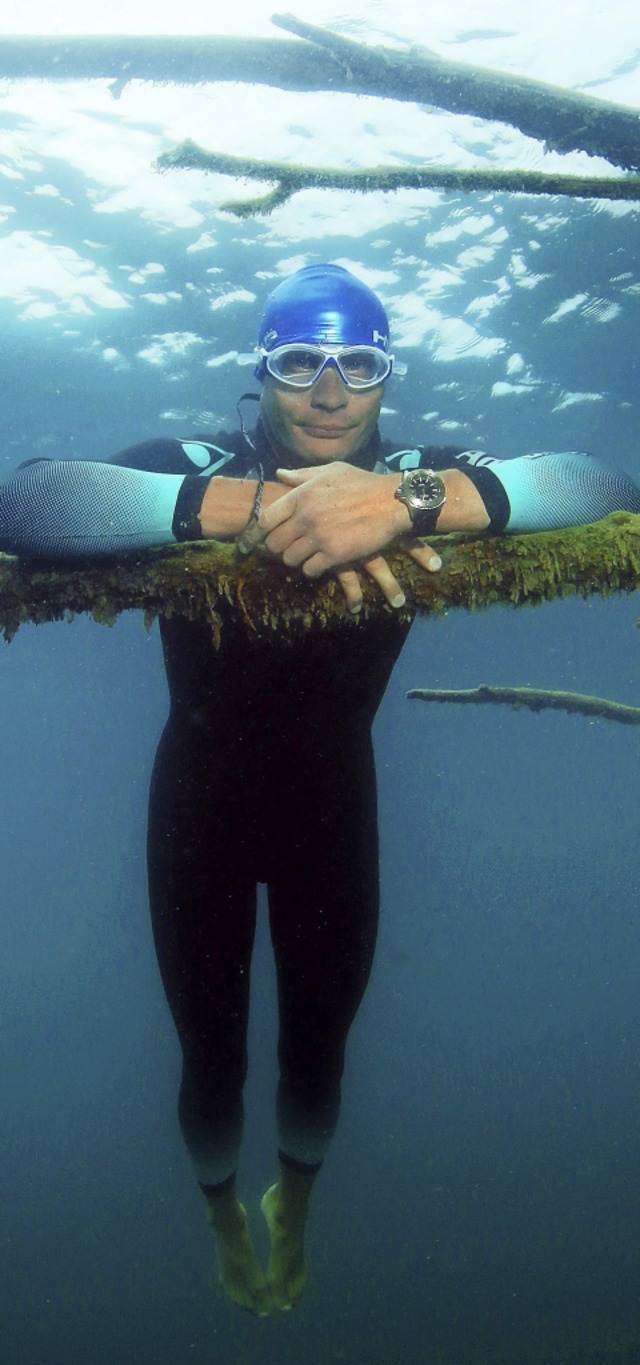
left=408, top=504, right=443, bottom=536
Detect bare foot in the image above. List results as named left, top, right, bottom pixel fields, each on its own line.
left=207, top=1197, right=272, bottom=1317
left=261, top=1181, right=308, bottom=1311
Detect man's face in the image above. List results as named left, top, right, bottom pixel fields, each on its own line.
left=260, top=364, right=384, bottom=465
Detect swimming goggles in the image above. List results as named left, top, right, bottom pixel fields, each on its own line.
left=262, top=343, right=393, bottom=390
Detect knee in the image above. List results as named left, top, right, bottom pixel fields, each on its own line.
left=181, top=1039, right=249, bottom=1109
left=279, top=1033, right=346, bottom=1103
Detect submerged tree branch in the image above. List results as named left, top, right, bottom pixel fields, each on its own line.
left=406, top=684, right=640, bottom=726
left=0, top=33, right=332, bottom=90
left=1, top=19, right=638, bottom=170
left=156, top=142, right=640, bottom=216
left=1, top=511, right=640, bottom=644
left=271, top=14, right=640, bottom=171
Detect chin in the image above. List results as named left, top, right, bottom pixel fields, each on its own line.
left=302, top=448, right=349, bottom=465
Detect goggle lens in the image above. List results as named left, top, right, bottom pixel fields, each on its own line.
left=264, top=345, right=392, bottom=390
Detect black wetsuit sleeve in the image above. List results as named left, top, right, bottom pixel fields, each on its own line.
left=381, top=445, right=640, bottom=533
left=0, top=435, right=246, bottom=559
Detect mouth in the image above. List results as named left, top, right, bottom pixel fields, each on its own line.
left=302, top=424, right=352, bottom=438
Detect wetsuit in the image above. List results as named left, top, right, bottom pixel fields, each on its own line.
left=1, top=423, right=639, bottom=1190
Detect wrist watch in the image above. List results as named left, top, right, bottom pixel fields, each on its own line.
left=394, top=468, right=447, bottom=536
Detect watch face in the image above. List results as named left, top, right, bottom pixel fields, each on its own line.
left=405, top=469, right=446, bottom=510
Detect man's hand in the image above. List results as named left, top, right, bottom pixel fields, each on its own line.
left=333, top=545, right=441, bottom=614
left=258, top=463, right=413, bottom=571
left=237, top=462, right=443, bottom=612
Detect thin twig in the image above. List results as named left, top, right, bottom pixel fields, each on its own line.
left=406, top=684, right=640, bottom=725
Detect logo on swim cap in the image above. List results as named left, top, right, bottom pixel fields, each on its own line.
left=255, top=264, right=391, bottom=380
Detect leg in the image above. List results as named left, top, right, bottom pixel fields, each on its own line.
left=147, top=716, right=271, bottom=1314
left=264, top=726, right=380, bottom=1307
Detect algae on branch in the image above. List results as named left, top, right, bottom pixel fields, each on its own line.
left=0, top=512, right=639, bottom=643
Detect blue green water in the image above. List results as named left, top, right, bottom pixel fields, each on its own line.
left=1, top=20, right=640, bottom=1364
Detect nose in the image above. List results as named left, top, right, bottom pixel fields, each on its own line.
left=311, top=362, right=349, bottom=410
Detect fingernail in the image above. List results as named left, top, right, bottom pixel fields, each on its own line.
left=392, top=592, right=406, bottom=608
left=349, top=602, right=362, bottom=615
left=429, top=554, right=442, bottom=571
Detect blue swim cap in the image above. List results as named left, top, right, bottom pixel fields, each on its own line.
left=255, top=264, right=390, bottom=381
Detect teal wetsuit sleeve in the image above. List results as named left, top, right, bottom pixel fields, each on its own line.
left=0, top=460, right=187, bottom=558
left=488, top=451, right=640, bottom=532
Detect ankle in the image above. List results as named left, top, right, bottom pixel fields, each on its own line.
left=276, top=1172, right=317, bottom=1228
left=206, top=1188, right=245, bottom=1234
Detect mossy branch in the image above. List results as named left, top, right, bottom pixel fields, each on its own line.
left=406, top=684, right=640, bottom=726
left=1, top=510, right=640, bottom=644
left=156, top=141, right=640, bottom=217
left=1, top=22, right=638, bottom=172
